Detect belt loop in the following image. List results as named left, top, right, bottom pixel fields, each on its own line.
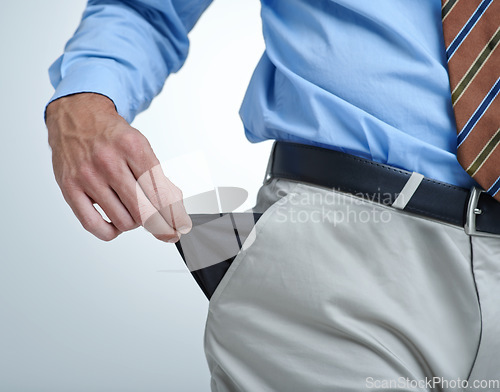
left=263, top=141, right=278, bottom=184
left=392, top=172, right=424, bottom=210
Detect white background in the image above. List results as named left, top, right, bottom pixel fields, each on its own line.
left=0, top=1, right=269, bottom=390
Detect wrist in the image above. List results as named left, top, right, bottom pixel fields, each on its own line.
left=45, top=93, right=121, bottom=143
left=46, top=93, right=117, bottom=120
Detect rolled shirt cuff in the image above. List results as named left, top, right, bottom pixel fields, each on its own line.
left=45, top=59, right=138, bottom=124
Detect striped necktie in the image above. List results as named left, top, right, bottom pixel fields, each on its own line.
left=441, top=0, right=500, bottom=200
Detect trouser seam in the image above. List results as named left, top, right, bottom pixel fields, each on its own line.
left=466, top=235, right=483, bottom=382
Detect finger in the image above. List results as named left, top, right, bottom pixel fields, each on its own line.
left=85, top=185, right=138, bottom=233
left=108, top=166, right=181, bottom=242
left=64, top=189, right=121, bottom=241
left=144, top=165, right=192, bottom=233
left=138, top=184, right=181, bottom=242
left=128, top=161, right=191, bottom=234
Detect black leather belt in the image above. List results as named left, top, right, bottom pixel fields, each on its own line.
left=268, top=141, right=500, bottom=237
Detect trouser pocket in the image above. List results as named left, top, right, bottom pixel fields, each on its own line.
left=175, top=212, right=262, bottom=299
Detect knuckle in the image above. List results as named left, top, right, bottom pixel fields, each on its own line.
left=118, top=131, right=144, bottom=152
left=119, top=131, right=159, bottom=167
left=81, top=215, right=99, bottom=232
left=112, top=221, right=127, bottom=232
left=127, top=207, right=142, bottom=225
left=132, top=213, right=144, bottom=228
left=93, top=146, right=118, bottom=171
left=60, top=176, right=78, bottom=192
left=78, top=165, right=97, bottom=184
left=114, top=219, right=138, bottom=232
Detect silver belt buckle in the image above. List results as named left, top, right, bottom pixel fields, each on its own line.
left=465, top=187, right=500, bottom=238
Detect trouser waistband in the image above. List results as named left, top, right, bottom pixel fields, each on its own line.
left=266, top=141, right=500, bottom=237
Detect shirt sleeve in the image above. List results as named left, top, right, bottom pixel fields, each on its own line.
left=47, top=0, right=213, bottom=123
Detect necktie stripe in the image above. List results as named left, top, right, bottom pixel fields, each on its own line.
left=487, top=175, right=500, bottom=196
left=467, top=147, right=500, bottom=192
left=457, top=78, right=500, bottom=146
left=452, top=51, right=500, bottom=128
left=452, top=28, right=500, bottom=104
left=446, top=0, right=493, bottom=59
left=447, top=2, right=500, bottom=88
left=441, top=0, right=483, bottom=46
left=442, top=0, right=459, bottom=20
left=458, top=97, right=500, bottom=164
left=466, top=128, right=500, bottom=176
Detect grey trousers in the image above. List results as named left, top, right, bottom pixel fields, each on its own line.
left=204, top=178, right=500, bottom=391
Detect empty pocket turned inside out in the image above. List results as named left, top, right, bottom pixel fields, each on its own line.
left=175, top=212, right=262, bottom=299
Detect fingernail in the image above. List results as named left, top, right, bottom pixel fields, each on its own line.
left=177, top=226, right=191, bottom=234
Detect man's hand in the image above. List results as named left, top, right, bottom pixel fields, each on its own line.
left=45, top=93, right=191, bottom=242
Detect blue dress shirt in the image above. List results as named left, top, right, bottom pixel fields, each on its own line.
left=48, top=0, right=476, bottom=188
